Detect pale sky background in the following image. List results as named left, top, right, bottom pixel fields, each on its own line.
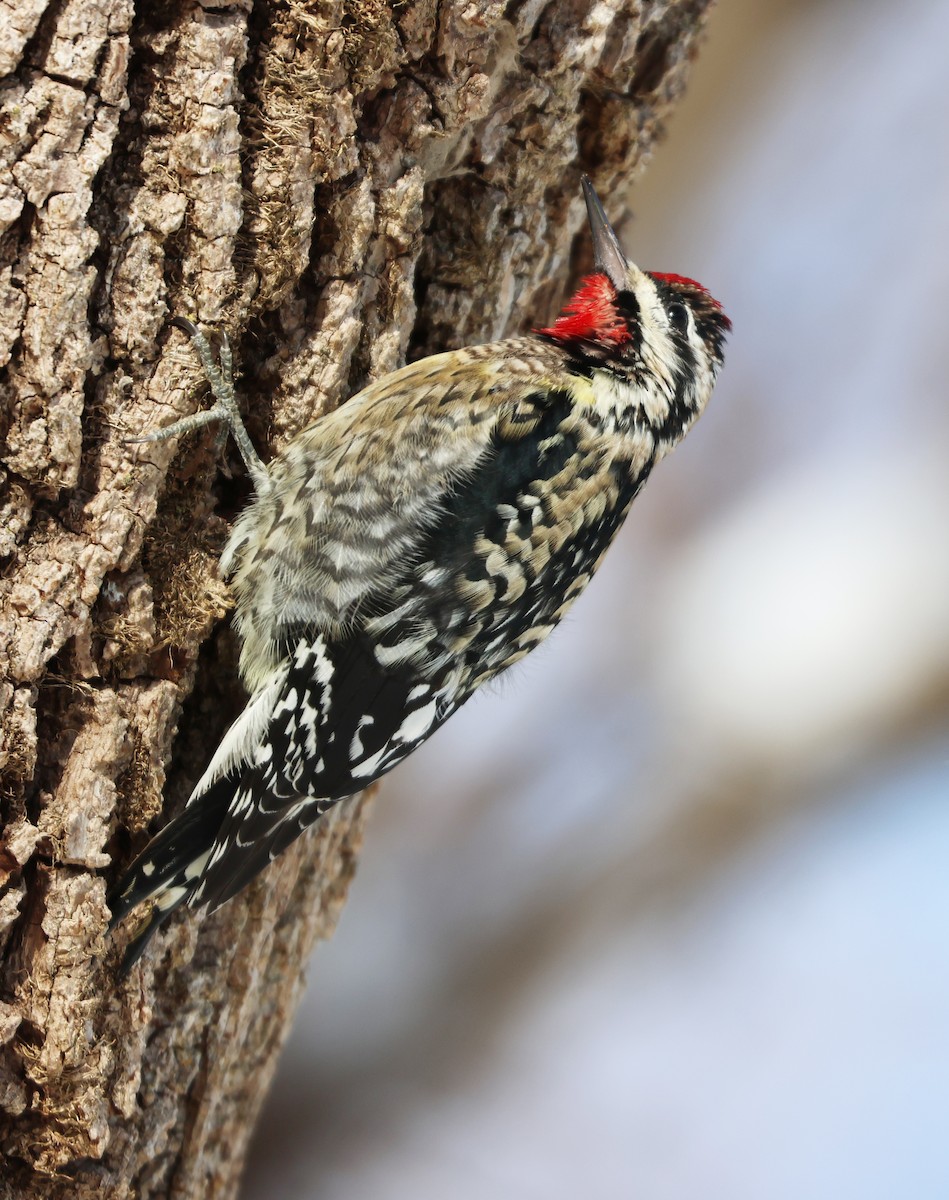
left=245, top=1, right=949, bottom=1196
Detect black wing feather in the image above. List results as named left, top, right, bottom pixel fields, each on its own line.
left=191, top=631, right=458, bottom=912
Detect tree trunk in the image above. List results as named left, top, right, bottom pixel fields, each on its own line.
left=0, top=0, right=712, bottom=1194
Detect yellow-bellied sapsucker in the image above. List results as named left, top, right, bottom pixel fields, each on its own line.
left=109, top=178, right=730, bottom=969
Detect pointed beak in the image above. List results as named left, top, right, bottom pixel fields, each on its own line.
left=581, top=176, right=640, bottom=293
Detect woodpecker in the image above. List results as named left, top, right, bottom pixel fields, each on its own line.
left=109, top=177, right=730, bottom=970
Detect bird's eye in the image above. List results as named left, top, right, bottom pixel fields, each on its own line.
left=667, top=302, right=689, bottom=334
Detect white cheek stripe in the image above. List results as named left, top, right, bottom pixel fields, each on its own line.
left=637, top=278, right=682, bottom=403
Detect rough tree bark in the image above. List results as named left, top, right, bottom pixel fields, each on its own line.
left=0, top=0, right=713, bottom=1195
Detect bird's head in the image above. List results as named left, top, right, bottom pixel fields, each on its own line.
left=537, top=177, right=730, bottom=450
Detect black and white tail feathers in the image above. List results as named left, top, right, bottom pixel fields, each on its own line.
left=110, top=782, right=349, bottom=973
left=108, top=773, right=348, bottom=973
left=108, top=630, right=457, bottom=974
left=107, top=774, right=235, bottom=972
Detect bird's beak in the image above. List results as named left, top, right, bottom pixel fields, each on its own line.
left=581, top=176, right=642, bottom=293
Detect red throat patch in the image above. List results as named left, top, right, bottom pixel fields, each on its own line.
left=537, top=273, right=632, bottom=347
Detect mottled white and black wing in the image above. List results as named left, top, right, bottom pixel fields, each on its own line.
left=109, top=626, right=461, bottom=969
left=190, top=630, right=459, bottom=913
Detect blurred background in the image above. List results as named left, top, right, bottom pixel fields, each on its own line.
left=245, top=0, right=949, bottom=1195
